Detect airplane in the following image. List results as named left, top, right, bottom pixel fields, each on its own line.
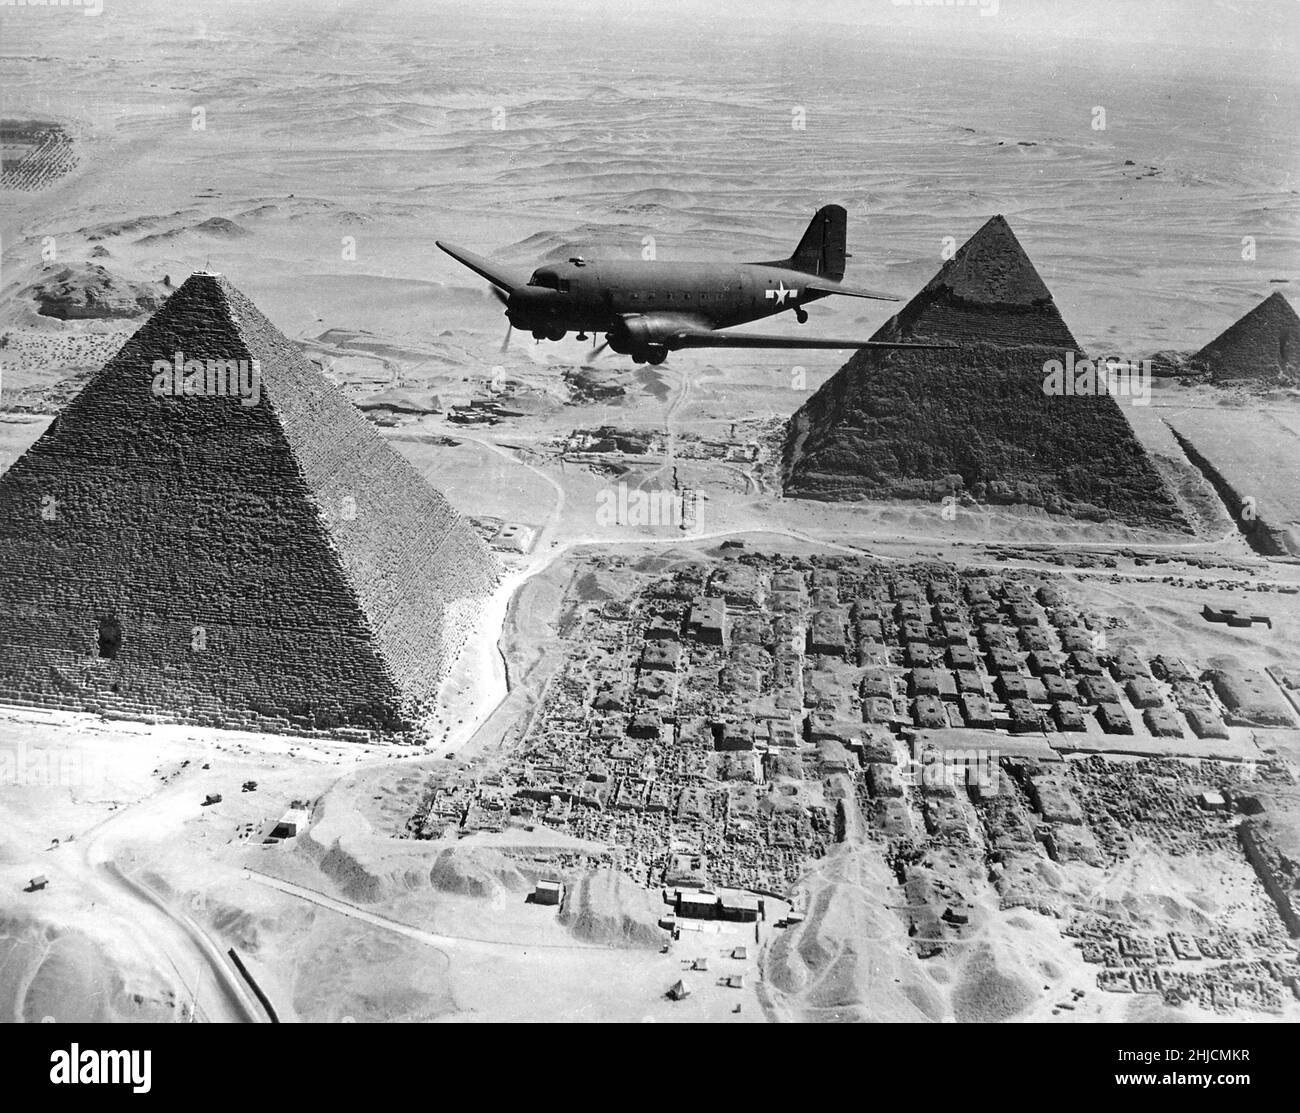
left=436, top=204, right=944, bottom=365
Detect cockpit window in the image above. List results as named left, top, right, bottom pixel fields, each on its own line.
left=529, top=270, right=561, bottom=290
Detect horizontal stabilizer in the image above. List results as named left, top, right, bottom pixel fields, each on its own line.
left=804, top=280, right=902, bottom=303
left=436, top=241, right=531, bottom=294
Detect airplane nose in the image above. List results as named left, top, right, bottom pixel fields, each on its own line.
left=505, top=286, right=555, bottom=322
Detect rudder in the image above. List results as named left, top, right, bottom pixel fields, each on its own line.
left=787, top=204, right=847, bottom=281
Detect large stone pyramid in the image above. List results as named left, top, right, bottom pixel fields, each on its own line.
left=0, top=273, right=498, bottom=736
left=1190, top=291, right=1299, bottom=382
left=782, top=217, right=1187, bottom=530
left=870, top=215, right=1080, bottom=349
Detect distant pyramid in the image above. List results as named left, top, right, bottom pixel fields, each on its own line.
left=1190, top=291, right=1299, bottom=383
left=0, top=273, right=498, bottom=736
left=782, top=217, right=1187, bottom=531
left=871, top=215, right=1080, bottom=350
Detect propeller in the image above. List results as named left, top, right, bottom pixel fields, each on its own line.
left=586, top=338, right=609, bottom=362
left=489, top=285, right=512, bottom=352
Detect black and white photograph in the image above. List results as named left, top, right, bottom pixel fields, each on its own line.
left=0, top=0, right=1296, bottom=1074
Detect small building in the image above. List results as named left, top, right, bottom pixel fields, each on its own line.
left=641, top=643, right=681, bottom=673
left=667, top=979, right=690, bottom=1001
left=270, top=805, right=310, bottom=840
left=960, top=693, right=995, bottom=730
left=1097, top=703, right=1133, bottom=735
left=911, top=667, right=956, bottom=700
left=28, top=875, right=48, bottom=892
left=1043, top=674, right=1079, bottom=703
left=947, top=645, right=978, bottom=671
left=719, top=893, right=761, bottom=922
left=1152, top=655, right=1196, bottom=683
left=688, top=597, right=726, bottom=645
left=202, top=793, right=223, bottom=807
left=1079, top=675, right=1120, bottom=705
left=905, top=641, right=933, bottom=668
left=714, top=720, right=754, bottom=752
left=987, top=647, right=1020, bottom=674
left=1052, top=700, right=1086, bottom=732
left=1068, top=650, right=1103, bottom=676
left=1142, top=707, right=1183, bottom=738
left=1126, top=678, right=1165, bottom=709
left=1007, top=699, right=1042, bottom=734
left=1198, top=790, right=1227, bottom=811
left=912, top=695, right=949, bottom=729
left=629, top=712, right=662, bottom=740
left=1110, top=648, right=1150, bottom=681
left=533, top=880, right=563, bottom=906
left=1185, top=706, right=1230, bottom=740
left=1019, top=628, right=1053, bottom=653
left=1027, top=650, right=1061, bottom=676
left=860, top=668, right=893, bottom=699
left=867, top=762, right=905, bottom=799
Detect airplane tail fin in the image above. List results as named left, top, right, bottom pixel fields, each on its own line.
left=785, top=204, right=847, bottom=282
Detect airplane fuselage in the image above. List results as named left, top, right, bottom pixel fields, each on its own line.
left=507, top=260, right=830, bottom=336
left=436, top=204, right=921, bottom=365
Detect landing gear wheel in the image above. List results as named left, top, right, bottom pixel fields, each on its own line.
left=646, top=348, right=667, bottom=366
left=795, top=307, right=808, bottom=324
left=545, top=326, right=566, bottom=342
left=531, top=329, right=547, bottom=340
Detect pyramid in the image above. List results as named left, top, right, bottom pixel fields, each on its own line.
left=0, top=273, right=498, bottom=736
left=782, top=217, right=1187, bottom=531
left=1190, top=291, right=1299, bottom=383
left=870, top=215, right=1080, bottom=350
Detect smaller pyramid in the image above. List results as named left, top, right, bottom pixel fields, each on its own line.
left=1191, top=291, right=1299, bottom=383
left=872, top=215, right=1080, bottom=350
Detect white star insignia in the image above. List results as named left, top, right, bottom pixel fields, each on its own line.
left=766, top=281, right=800, bottom=305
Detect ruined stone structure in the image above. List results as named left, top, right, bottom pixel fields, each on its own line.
left=1190, top=291, right=1299, bottom=383
left=782, top=216, right=1187, bottom=531
left=0, top=273, right=498, bottom=736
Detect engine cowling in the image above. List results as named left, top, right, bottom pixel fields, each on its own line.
left=607, top=313, right=692, bottom=354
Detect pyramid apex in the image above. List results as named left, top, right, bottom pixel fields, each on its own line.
left=871, top=213, right=1078, bottom=349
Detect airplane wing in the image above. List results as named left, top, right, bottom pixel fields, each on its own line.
left=436, top=240, right=532, bottom=293
left=803, top=280, right=902, bottom=302
left=664, top=329, right=951, bottom=352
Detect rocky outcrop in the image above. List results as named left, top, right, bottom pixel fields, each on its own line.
left=24, top=263, right=170, bottom=321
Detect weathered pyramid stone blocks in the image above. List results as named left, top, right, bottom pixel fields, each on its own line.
left=1190, top=291, right=1299, bottom=383
left=782, top=216, right=1187, bottom=531
left=0, top=273, right=498, bottom=737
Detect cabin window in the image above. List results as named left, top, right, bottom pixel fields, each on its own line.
left=98, top=617, right=122, bottom=659
left=683, top=292, right=692, bottom=302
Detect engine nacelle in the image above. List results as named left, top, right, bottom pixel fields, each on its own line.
left=607, top=314, right=684, bottom=354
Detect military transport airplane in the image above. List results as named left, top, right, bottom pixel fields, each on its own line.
left=437, top=204, right=941, bottom=365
